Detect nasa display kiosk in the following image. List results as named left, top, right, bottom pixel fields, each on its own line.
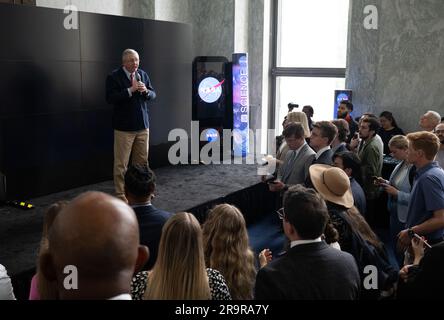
left=192, top=54, right=250, bottom=162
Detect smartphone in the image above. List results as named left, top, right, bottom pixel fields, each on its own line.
left=408, top=230, right=432, bottom=249
left=353, top=132, right=359, bottom=139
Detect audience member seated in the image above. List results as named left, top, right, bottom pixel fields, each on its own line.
left=131, top=212, right=231, bottom=300
left=419, top=110, right=441, bottom=132
left=124, top=164, right=172, bottom=270
left=0, top=264, right=15, bottom=300
left=39, top=192, right=149, bottom=299
left=268, top=123, right=315, bottom=194
left=375, top=135, right=414, bottom=267
left=332, top=151, right=367, bottom=217
left=309, top=121, right=338, bottom=165
left=29, top=201, right=68, bottom=300
left=331, top=119, right=350, bottom=154
left=309, top=164, right=398, bottom=299
left=302, top=105, right=314, bottom=131
left=336, top=100, right=358, bottom=143
left=434, top=123, right=444, bottom=169
left=398, top=132, right=444, bottom=251
left=255, top=185, right=360, bottom=300
left=378, top=111, right=405, bottom=155
left=397, top=238, right=444, bottom=299
left=202, top=204, right=256, bottom=300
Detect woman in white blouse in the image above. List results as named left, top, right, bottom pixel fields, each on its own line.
left=377, top=135, right=414, bottom=268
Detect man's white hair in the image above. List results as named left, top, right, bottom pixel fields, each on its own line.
left=122, top=49, right=139, bottom=61
left=426, top=110, right=441, bottom=125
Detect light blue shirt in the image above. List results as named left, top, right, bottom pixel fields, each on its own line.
left=406, top=162, right=444, bottom=241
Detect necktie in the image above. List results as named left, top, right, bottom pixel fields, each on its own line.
left=130, top=73, right=134, bottom=84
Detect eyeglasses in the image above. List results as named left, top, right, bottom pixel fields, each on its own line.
left=276, top=207, right=285, bottom=220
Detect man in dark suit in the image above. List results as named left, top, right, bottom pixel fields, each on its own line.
left=106, top=49, right=156, bottom=202
left=125, top=164, right=172, bottom=270
left=255, top=185, right=360, bottom=300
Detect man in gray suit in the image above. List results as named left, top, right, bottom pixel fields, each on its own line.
left=268, top=123, right=315, bottom=193
left=255, top=185, right=360, bottom=299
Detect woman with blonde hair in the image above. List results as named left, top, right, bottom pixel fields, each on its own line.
left=286, top=111, right=311, bottom=138
left=131, top=212, right=231, bottom=300
left=375, top=135, right=414, bottom=267
left=202, top=204, right=257, bottom=300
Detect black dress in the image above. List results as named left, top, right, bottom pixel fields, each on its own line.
left=131, top=268, right=232, bottom=300
left=378, top=127, right=405, bottom=155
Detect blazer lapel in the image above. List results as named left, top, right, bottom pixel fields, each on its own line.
left=119, top=67, right=132, bottom=87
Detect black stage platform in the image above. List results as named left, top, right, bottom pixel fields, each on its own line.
left=0, top=164, right=276, bottom=299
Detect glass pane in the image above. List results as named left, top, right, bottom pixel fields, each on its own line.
left=277, top=0, right=349, bottom=68
left=276, top=77, right=346, bottom=134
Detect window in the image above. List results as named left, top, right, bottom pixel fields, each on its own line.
left=271, top=0, right=350, bottom=134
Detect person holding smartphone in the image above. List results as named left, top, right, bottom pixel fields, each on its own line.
left=374, top=135, right=414, bottom=268
left=397, top=236, right=444, bottom=299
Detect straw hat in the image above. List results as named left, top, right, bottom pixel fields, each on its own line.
left=309, top=164, right=354, bottom=209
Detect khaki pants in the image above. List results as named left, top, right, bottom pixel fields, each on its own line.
left=114, top=129, right=149, bottom=198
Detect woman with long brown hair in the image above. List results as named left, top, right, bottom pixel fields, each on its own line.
left=131, top=212, right=231, bottom=300
left=202, top=204, right=257, bottom=300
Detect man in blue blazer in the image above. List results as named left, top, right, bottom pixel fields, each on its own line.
left=106, top=49, right=156, bottom=202
left=125, top=164, right=172, bottom=270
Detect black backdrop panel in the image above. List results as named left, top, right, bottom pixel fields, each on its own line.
left=0, top=111, right=113, bottom=197
left=0, top=61, right=82, bottom=117
left=81, top=61, right=116, bottom=111
left=0, top=3, right=192, bottom=199
left=141, top=20, right=193, bottom=146
left=79, top=12, right=144, bottom=62
left=0, top=4, right=80, bottom=61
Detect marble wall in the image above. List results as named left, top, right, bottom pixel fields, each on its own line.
left=154, top=0, right=191, bottom=24
left=188, top=0, right=235, bottom=59
left=347, top=0, right=444, bottom=133
left=36, top=0, right=155, bottom=19
left=248, top=0, right=266, bottom=133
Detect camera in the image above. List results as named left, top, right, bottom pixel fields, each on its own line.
left=288, top=103, right=299, bottom=112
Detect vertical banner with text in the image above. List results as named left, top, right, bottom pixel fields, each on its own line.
left=232, top=53, right=250, bottom=157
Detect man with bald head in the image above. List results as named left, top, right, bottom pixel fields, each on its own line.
left=419, top=111, right=441, bottom=132
left=39, top=192, right=149, bottom=300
